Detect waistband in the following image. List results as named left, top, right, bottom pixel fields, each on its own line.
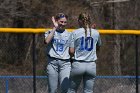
left=47, top=55, right=70, bottom=61
left=73, top=59, right=96, bottom=63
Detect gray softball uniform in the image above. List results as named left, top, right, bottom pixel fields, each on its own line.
left=45, top=30, right=71, bottom=93
left=68, top=28, right=101, bottom=93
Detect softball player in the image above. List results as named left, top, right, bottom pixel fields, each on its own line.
left=68, top=12, right=101, bottom=93
left=44, top=13, right=71, bottom=93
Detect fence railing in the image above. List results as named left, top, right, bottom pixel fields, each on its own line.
left=0, top=28, right=140, bottom=34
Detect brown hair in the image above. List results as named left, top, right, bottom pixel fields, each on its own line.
left=78, top=12, right=92, bottom=37
left=55, top=13, right=68, bottom=21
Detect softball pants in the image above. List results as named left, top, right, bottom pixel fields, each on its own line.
left=68, top=61, right=96, bottom=93
left=46, top=56, right=71, bottom=93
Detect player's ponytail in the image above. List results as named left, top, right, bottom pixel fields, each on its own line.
left=78, top=12, right=92, bottom=37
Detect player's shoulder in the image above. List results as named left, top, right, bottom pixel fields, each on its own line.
left=91, top=29, right=100, bottom=34
left=63, top=29, right=72, bottom=37
left=64, top=29, right=72, bottom=34
left=72, top=28, right=84, bottom=34
left=91, top=28, right=98, bottom=32
left=75, top=28, right=83, bottom=31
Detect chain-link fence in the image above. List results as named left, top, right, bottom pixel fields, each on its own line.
left=0, top=76, right=138, bottom=93
left=0, top=32, right=140, bottom=93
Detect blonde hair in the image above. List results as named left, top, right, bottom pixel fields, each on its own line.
left=78, top=12, right=92, bottom=37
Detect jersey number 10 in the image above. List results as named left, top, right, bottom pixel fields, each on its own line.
left=80, top=37, right=93, bottom=51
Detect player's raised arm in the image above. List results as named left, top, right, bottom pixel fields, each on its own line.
left=44, top=16, right=58, bottom=44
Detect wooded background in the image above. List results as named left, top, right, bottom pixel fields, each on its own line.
left=0, top=0, right=140, bottom=76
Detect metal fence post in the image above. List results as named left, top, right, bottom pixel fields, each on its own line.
left=33, top=33, right=36, bottom=93
left=6, top=79, right=9, bottom=93
left=135, top=35, right=139, bottom=93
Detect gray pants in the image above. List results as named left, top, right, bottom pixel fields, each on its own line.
left=68, top=61, right=96, bottom=93
left=46, top=56, right=71, bottom=93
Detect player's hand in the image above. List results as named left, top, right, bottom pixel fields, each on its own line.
left=52, top=16, right=58, bottom=28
